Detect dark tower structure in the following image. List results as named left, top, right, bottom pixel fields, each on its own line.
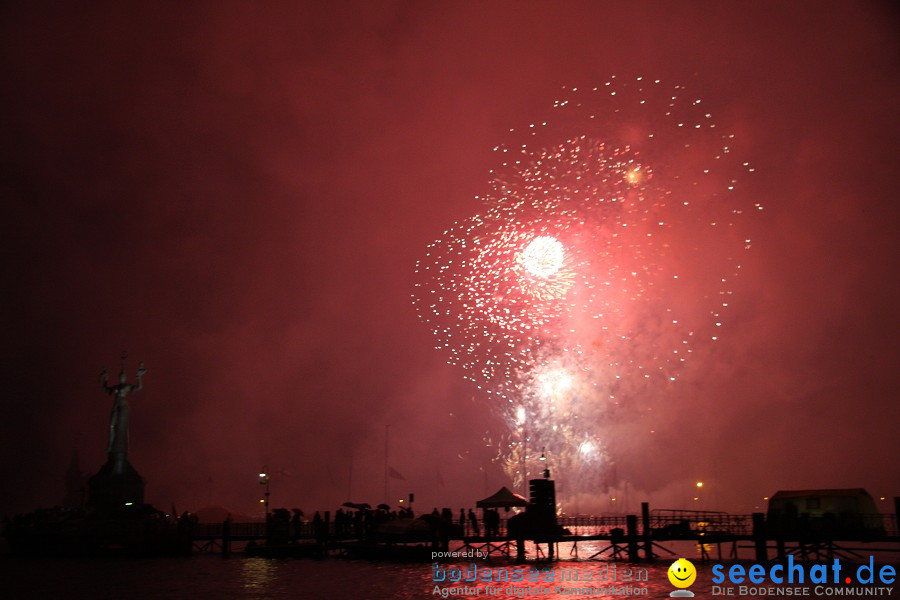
left=527, top=477, right=558, bottom=536
left=63, top=451, right=85, bottom=508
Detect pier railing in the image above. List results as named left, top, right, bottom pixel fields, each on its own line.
left=650, top=510, right=754, bottom=537
left=195, top=521, right=267, bottom=540
left=556, top=515, right=630, bottom=536
left=192, top=511, right=898, bottom=544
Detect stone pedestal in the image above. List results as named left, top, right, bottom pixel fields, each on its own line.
left=87, top=458, right=145, bottom=512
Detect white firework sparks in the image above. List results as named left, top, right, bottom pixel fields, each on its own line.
left=414, top=76, right=756, bottom=505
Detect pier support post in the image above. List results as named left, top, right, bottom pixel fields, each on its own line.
left=626, top=514, right=639, bottom=562
left=516, top=536, right=525, bottom=563
left=752, top=512, right=766, bottom=563
left=641, top=502, right=652, bottom=561
left=222, top=519, right=231, bottom=558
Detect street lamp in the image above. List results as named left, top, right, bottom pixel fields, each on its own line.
left=259, top=468, right=270, bottom=519
left=690, top=481, right=704, bottom=506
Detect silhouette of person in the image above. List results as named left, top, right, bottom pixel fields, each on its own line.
left=291, top=509, right=302, bottom=541
left=313, top=511, right=327, bottom=544
left=468, top=509, right=479, bottom=536
left=335, top=508, right=344, bottom=536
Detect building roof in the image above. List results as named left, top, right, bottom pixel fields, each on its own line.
left=476, top=486, right=529, bottom=508
left=770, top=488, right=871, bottom=499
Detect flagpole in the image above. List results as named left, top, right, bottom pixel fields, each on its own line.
left=384, top=424, right=390, bottom=505
left=348, top=451, right=353, bottom=500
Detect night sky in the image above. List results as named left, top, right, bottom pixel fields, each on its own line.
left=1, top=1, right=898, bottom=519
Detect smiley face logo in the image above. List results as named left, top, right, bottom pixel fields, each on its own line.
left=668, top=558, right=697, bottom=589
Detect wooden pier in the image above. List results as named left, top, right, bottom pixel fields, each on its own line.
left=191, top=502, right=900, bottom=562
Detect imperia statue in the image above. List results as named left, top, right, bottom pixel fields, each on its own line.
left=100, top=355, right=146, bottom=475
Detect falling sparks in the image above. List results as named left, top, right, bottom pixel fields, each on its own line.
left=413, top=77, right=756, bottom=505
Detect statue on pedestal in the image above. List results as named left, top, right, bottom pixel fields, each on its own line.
left=88, top=352, right=147, bottom=511
left=100, top=358, right=146, bottom=475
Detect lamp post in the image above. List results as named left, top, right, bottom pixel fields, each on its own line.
left=522, top=432, right=527, bottom=497
left=259, top=468, right=270, bottom=519
left=516, top=406, right=527, bottom=497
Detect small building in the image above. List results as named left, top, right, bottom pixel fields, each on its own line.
left=766, top=488, right=883, bottom=540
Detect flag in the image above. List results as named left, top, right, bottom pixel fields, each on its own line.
left=388, top=466, right=406, bottom=480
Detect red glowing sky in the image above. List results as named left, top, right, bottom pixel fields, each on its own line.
left=1, top=1, right=897, bottom=517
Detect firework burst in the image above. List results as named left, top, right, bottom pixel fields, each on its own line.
left=414, top=77, right=757, bottom=506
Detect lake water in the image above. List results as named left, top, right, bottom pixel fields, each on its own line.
left=2, top=540, right=896, bottom=599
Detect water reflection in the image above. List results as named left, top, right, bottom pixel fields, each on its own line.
left=241, top=557, right=280, bottom=595
left=3, top=542, right=894, bottom=600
